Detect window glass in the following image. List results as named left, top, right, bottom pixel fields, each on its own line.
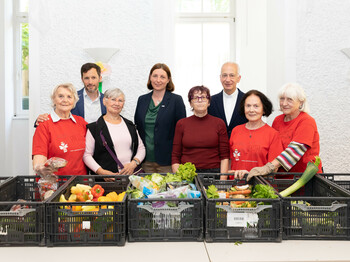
left=19, top=0, right=29, bottom=12
left=177, top=0, right=202, bottom=13
left=14, top=0, right=29, bottom=114
left=203, top=0, right=230, bottom=12
left=177, top=0, right=230, bottom=13
left=175, top=0, right=234, bottom=104
left=21, top=22, right=29, bottom=110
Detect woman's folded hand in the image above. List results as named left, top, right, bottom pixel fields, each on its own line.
left=118, top=161, right=137, bottom=175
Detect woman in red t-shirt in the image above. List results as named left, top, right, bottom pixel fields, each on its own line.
left=223, top=90, right=283, bottom=180
left=246, top=83, right=322, bottom=180
left=32, top=83, right=88, bottom=176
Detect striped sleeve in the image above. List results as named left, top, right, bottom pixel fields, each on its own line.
left=276, top=141, right=308, bottom=171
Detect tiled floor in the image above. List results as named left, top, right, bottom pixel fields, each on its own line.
left=1, top=241, right=350, bottom=262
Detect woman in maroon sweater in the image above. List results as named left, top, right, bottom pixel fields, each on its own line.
left=172, top=86, right=229, bottom=173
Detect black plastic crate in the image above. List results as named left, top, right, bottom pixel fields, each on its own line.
left=261, top=173, right=350, bottom=240
left=198, top=174, right=282, bottom=242
left=127, top=174, right=203, bottom=241
left=321, top=173, right=350, bottom=192
left=0, top=175, right=70, bottom=246
left=45, top=175, right=129, bottom=246
left=0, top=177, right=11, bottom=185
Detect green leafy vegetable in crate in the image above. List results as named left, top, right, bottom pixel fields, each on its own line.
left=145, top=173, right=166, bottom=190
left=206, top=185, right=219, bottom=199
left=164, top=173, right=182, bottom=183
left=251, top=184, right=278, bottom=199
left=280, top=156, right=321, bottom=197
left=176, top=162, right=197, bottom=182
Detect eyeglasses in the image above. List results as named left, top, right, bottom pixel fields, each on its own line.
left=108, top=98, right=124, bottom=104
left=220, top=73, right=238, bottom=79
left=191, top=96, right=209, bottom=103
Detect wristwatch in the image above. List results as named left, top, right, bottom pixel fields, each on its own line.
left=133, top=158, right=140, bottom=165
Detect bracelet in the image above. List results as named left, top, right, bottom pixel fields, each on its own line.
left=133, top=159, right=140, bottom=165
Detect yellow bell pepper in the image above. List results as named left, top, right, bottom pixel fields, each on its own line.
left=106, top=191, right=118, bottom=201
left=117, top=192, right=126, bottom=202
left=68, top=194, right=77, bottom=202
left=97, top=196, right=113, bottom=202
left=98, top=196, right=113, bottom=209
left=70, top=186, right=82, bottom=195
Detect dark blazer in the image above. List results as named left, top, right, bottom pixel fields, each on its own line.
left=71, top=88, right=106, bottom=118
left=86, top=115, right=139, bottom=173
left=208, top=89, right=248, bottom=138
left=134, top=91, right=186, bottom=166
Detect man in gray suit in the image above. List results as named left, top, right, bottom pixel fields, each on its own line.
left=208, top=62, right=247, bottom=138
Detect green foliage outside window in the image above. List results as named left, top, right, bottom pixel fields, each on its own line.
left=21, top=23, right=29, bottom=70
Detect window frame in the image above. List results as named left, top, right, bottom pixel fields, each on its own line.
left=13, top=0, right=29, bottom=117
left=175, top=0, right=236, bottom=85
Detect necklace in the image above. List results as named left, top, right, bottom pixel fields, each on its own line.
left=153, top=97, right=162, bottom=105
left=246, top=121, right=265, bottom=138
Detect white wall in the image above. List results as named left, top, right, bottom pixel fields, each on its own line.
left=1, top=0, right=350, bottom=177
left=237, top=0, right=350, bottom=172
left=294, top=0, right=350, bottom=172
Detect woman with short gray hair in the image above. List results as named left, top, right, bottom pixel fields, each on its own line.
left=83, top=88, right=145, bottom=180
left=32, top=83, right=87, bottom=176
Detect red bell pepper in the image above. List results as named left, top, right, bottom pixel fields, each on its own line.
left=91, top=184, right=105, bottom=198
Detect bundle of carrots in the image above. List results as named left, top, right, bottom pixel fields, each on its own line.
left=226, top=184, right=252, bottom=206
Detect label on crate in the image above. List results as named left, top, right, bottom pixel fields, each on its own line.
left=227, top=213, right=259, bottom=227
left=82, top=221, right=91, bottom=230
left=0, top=225, right=8, bottom=235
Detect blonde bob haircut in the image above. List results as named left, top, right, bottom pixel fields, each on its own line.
left=278, top=82, right=310, bottom=113
left=104, top=88, right=125, bottom=100
left=51, top=83, right=79, bottom=109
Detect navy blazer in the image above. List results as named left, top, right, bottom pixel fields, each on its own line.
left=71, top=88, right=106, bottom=119
left=134, top=91, right=186, bottom=166
left=208, top=89, right=248, bottom=139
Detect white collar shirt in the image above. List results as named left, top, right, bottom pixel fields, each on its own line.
left=50, top=109, right=77, bottom=123
left=83, top=88, right=101, bottom=123
left=223, top=89, right=238, bottom=125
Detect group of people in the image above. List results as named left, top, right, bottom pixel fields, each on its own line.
left=32, top=61, right=322, bottom=181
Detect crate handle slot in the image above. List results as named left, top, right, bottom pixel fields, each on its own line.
left=138, top=203, right=193, bottom=215
left=292, top=203, right=347, bottom=211
left=216, top=205, right=272, bottom=213
left=57, top=208, right=114, bottom=217
left=0, top=208, right=36, bottom=217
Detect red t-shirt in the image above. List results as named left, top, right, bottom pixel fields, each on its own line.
left=272, top=112, right=322, bottom=173
left=32, top=115, right=87, bottom=175
left=229, top=124, right=283, bottom=171
left=172, top=114, right=229, bottom=169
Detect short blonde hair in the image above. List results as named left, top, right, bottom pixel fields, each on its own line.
left=51, top=83, right=79, bottom=109
left=278, top=83, right=310, bottom=113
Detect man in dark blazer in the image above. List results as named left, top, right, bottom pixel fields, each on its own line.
left=35, top=63, right=106, bottom=125
left=71, top=63, right=106, bottom=123
left=208, top=62, right=247, bottom=138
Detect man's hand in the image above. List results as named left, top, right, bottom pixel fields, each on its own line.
left=247, top=162, right=275, bottom=181
left=35, top=113, right=49, bottom=126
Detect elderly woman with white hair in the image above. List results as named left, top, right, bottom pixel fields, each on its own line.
left=83, top=88, right=145, bottom=179
left=246, top=83, right=322, bottom=180
left=32, top=83, right=88, bottom=176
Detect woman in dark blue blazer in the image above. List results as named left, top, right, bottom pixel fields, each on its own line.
left=134, top=63, right=186, bottom=173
